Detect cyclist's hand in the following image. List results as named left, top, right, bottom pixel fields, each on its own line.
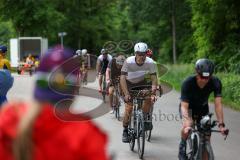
left=107, top=79, right=111, bottom=85
left=124, top=94, right=131, bottom=102
left=219, top=126, right=228, bottom=136
left=151, top=94, right=157, bottom=103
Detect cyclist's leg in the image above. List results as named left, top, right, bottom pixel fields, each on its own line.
left=142, top=98, right=153, bottom=130
left=178, top=105, right=193, bottom=160
left=122, top=101, right=133, bottom=142
left=109, top=85, right=114, bottom=112
left=98, top=74, right=103, bottom=92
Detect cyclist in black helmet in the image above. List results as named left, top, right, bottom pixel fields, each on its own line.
left=178, top=58, right=228, bottom=160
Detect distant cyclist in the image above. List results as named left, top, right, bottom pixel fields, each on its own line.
left=120, top=42, right=158, bottom=143
left=178, top=58, right=228, bottom=160
left=96, top=49, right=112, bottom=92
left=106, top=53, right=126, bottom=113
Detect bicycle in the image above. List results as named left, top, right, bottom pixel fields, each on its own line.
left=112, top=77, right=121, bottom=121
left=127, top=85, right=157, bottom=159
left=186, top=113, right=229, bottom=160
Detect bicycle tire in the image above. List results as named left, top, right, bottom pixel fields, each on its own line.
left=137, top=112, right=145, bottom=159
left=205, top=141, right=214, bottom=160
left=102, top=75, right=106, bottom=103
left=129, top=111, right=136, bottom=151
left=186, top=132, right=199, bottom=160
left=145, top=129, right=152, bottom=142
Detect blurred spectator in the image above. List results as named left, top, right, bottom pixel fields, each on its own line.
left=0, top=69, right=13, bottom=106
left=0, top=46, right=109, bottom=160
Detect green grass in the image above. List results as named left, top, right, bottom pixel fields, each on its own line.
left=160, top=64, right=240, bottom=111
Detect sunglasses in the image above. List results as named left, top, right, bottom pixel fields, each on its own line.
left=136, top=52, right=146, bottom=56
left=200, top=75, right=211, bottom=80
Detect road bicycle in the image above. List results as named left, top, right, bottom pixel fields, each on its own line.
left=186, top=113, right=229, bottom=160
left=112, top=77, right=121, bottom=120
left=128, top=85, right=159, bottom=159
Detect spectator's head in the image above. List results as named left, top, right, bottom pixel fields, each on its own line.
left=34, top=45, right=77, bottom=103
left=0, top=45, right=8, bottom=57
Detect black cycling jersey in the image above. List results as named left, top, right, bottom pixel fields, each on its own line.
left=100, top=58, right=109, bottom=74
left=108, top=59, right=121, bottom=80
left=180, top=75, right=222, bottom=118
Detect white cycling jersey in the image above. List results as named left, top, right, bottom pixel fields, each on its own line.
left=121, top=56, right=157, bottom=83
left=97, top=54, right=112, bottom=62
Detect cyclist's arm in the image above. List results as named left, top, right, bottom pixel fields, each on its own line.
left=106, top=68, right=111, bottom=82
left=150, top=74, right=157, bottom=94
left=181, top=101, right=192, bottom=127
left=214, top=97, right=224, bottom=124
left=120, top=74, right=129, bottom=96
left=120, top=60, right=129, bottom=96
left=96, top=60, right=101, bottom=74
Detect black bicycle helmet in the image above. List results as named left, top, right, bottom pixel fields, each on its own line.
left=195, top=58, right=214, bottom=77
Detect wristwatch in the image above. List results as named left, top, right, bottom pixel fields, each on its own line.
left=218, top=123, right=225, bottom=128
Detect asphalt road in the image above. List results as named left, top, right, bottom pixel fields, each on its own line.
left=7, top=72, right=240, bottom=160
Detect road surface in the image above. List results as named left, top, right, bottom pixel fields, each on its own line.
left=7, top=72, right=240, bottom=160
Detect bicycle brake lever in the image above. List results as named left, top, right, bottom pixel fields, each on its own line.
left=224, top=129, right=229, bottom=140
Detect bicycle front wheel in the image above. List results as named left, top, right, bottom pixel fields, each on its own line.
left=186, top=132, right=199, bottom=160
left=128, top=112, right=136, bottom=151
left=137, top=113, right=145, bottom=159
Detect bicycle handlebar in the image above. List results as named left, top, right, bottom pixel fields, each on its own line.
left=211, top=129, right=229, bottom=140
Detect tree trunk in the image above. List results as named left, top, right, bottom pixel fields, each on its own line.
left=172, top=0, right=177, bottom=64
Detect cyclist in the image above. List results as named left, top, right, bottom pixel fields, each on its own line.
left=120, top=42, right=158, bottom=143
left=178, top=58, right=228, bottom=160
left=146, top=49, right=153, bottom=58
left=0, top=46, right=109, bottom=160
left=106, top=53, right=126, bottom=113
left=81, top=49, right=89, bottom=84
left=96, top=49, right=112, bottom=92
left=0, top=45, right=11, bottom=70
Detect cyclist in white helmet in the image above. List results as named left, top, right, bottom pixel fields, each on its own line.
left=120, top=42, right=158, bottom=143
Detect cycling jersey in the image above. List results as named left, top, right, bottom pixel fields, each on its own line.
left=97, top=54, right=112, bottom=74
left=107, top=59, right=121, bottom=80
left=121, top=56, right=157, bottom=84
left=180, top=75, right=222, bottom=117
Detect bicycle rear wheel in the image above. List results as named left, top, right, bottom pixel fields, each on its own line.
left=137, top=113, right=145, bottom=159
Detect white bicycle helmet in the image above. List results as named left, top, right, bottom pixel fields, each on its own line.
left=82, top=49, right=87, bottom=56
left=76, top=49, right=82, bottom=55
left=134, top=42, right=148, bottom=53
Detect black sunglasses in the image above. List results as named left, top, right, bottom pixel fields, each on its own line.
left=136, top=52, right=146, bottom=56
